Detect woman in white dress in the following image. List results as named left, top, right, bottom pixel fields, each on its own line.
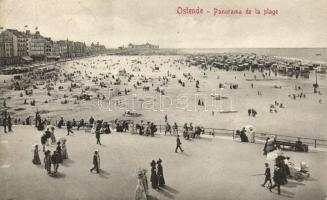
left=91, top=122, right=97, bottom=134
left=129, top=122, right=135, bottom=134
left=135, top=170, right=147, bottom=200
left=61, top=140, right=68, bottom=159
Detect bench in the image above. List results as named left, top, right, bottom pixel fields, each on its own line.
left=275, top=140, right=308, bottom=152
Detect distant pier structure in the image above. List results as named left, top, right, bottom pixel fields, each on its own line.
left=119, top=42, right=159, bottom=50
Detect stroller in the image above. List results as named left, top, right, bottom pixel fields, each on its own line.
left=288, top=161, right=310, bottom=181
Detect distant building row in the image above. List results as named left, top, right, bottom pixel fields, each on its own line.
left=0, top=29, right=106, bottom=65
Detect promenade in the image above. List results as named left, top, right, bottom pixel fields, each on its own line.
left=0, top=126, right=326, bottom=200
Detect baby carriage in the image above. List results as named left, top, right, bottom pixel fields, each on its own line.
left=288, top=161, right=310, bottom=181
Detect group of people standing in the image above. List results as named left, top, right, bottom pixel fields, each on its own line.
left=150, top=159, right=165, bottom=190
left=134, top=159, right=165, bottom=200
left=247, top=108, right=257, bottom=117
left=34, top=127, right=68, bottom=175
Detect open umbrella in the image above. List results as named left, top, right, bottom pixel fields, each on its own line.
left=244, top=125, right=255, bottom=132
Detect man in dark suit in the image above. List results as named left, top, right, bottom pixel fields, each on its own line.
left=95, top=128, right=101, bottom=145
left=262, top=163, right=272, bottom=187
left=90, top=150, right=100, bottom=173
left=3, top=117, right=7, bottom=133
left=270, top=165, right=283, bottom=195
left=175, top=135, right=184, bottom=153
left=7, top=114, right=12, bottom=132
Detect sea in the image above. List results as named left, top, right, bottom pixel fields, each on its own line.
left=173, top=48, right=327, bottom=64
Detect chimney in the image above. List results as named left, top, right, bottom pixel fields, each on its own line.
left=26, top=30, right=30, bottom=35
left=35, top=31, right=40, bottom=35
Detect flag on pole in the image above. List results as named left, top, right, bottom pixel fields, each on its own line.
left=35, top=26, right=38, bottom=30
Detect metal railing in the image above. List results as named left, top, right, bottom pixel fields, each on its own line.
left=2, top=117, right=327, bottom=149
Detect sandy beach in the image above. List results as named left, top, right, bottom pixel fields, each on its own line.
left=1, top=55, right=326, bottom=140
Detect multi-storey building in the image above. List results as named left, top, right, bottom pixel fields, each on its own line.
left=56, top=40, right=68, bottom=58
left=0, top=29, right=29, bottom=57
left=29, top=31, right=46, bottom=57
left=0, top=27, right=105, bottom=65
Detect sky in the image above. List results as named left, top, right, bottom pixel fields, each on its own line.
left=0, top=0, right=326, bottom=48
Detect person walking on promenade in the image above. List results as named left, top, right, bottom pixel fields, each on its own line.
left=172, top=122, right=178, bottom=135
left=157, top=159, right=165, bottom=187
left=77, top=119, right=84, bottom=130
left=96, top=128, right=102, bottom=145
left=175, top=135, right=184, bottom=153
left=61, top=140, right=68, bottom=159
left=56, top=142, right=63, bottom=164
left=262, top=163, right=272, bottom=188
left=32, top=144, right=41, bottom=165
left=3, top=116, right=7, bottom=133
left=90, top=150, right=100, bottom=173
left=51, top=151, right=59, bottom=173
left=150, top=160, right=158, bottom=189
left=45, top=128, right=51, bottom=146
left=165, top=122, right=171, bottom=135
left=7, top=114, right=12, bottom=132
left=269, top=165, right=283, bottom=195
left=44, top=150, right=52, bottom=174
left=66, top=121, right=74, bottom=136
left=135, top=169, right=147, bottom=200
left=164, top=114, right=167, bottom=122
left=50, top=127, right=56, bottom=144
left=41, top=133, right=47, bottom=152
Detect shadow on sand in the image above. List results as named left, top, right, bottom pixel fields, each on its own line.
left=162, top=185, right=179, bottom=194
left=97, top=169, right=110, bottom=179
left=279, top=189, right=295, bottom=198
left=157, top=188, right=175, bottom=199
left=61, top=159, right=75, bottom=167
left=199, top=137, right=213, bottom=142
left=283, top=180, right=305, bottom=188
left=179, top=152, right=190, bottom=157
left=306, top=177, right=317, bottom=181
left=50, top=172, right=66, bottom=178
left=147, top=195, right=159, bottom=200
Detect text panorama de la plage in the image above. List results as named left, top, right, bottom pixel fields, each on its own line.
left=176, top=6, right=279, bottom=16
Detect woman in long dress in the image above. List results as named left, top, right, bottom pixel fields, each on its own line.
left=157, top=159, right=165, bottom=187
left=91, top=122, right=97, bottom=134
left=50, top=127, right=56, bottom=144
left=142, top=169, right=149, bottom=196
left=44, top=150, right=52, bottom=174
left=32, top=144, right=41, bottom=165
left=135, top=170, right=147, bottom=200
left=150, top=160, right=158, bottom=189
left=56, top=142, right=63, bottom=163
left=61, top=140, right=68, bottom=159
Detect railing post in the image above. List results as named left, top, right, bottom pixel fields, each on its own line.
left=159, top=125, right=161, bottom=133
left=212, top=128, right=214, bottom=136
left=314, top=139, right=317, bottom=148
left=232, top=130, right=235, bottom=139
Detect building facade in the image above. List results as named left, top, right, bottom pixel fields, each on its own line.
left=0, top=28, right=106, bottom=65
